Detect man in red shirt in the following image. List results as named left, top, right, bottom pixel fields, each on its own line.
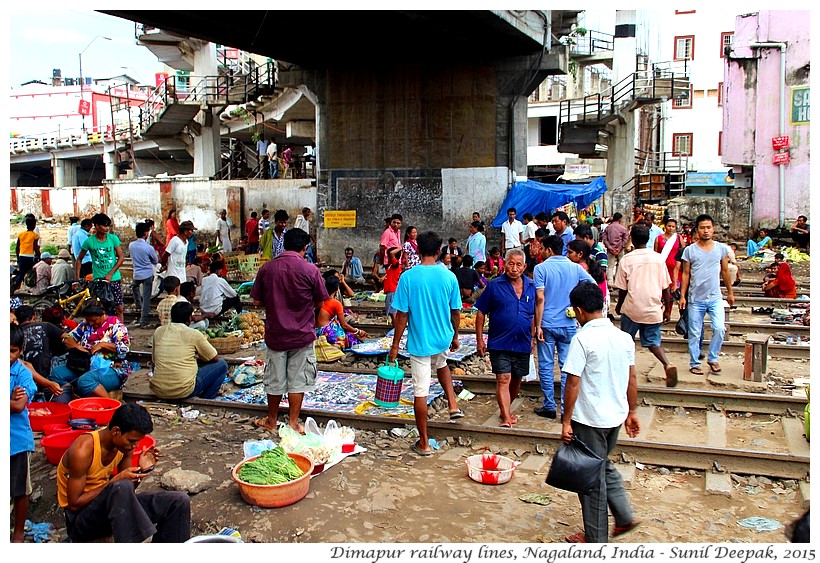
left=250, top=228, right=328, bottom=433
left=245, top=211, right=260, bottom=254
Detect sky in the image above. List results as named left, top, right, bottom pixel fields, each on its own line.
left=8, top=10, right=166, bottom=88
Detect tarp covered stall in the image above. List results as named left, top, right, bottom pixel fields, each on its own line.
left=491, top=177, right=608, bottom=228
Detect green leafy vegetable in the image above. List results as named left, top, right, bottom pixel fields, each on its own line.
left=238, top=447, right=304, bottom=485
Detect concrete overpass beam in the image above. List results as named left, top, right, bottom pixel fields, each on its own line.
left=52, top=155, right=77, bottom=188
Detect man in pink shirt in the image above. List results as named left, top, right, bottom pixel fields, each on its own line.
left=613, top=225, right=677, bottom=387
left=379, top=214, right=403, bottom=265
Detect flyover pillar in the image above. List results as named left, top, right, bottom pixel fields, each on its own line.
left=52, top=156, right=77, bottom=188
left=192, top=42, right=220, bottom=178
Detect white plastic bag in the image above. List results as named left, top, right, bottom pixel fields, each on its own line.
left=304, top=417, right=322, bottom=437
left=243, top=439, right=276, bottom=460
left=323, top=419, right=342, bottom=450
left=522, top=355, right=538, bottom=383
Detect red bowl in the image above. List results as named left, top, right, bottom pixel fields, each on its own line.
left=27, top=402, right=71, bottom=432
left=69, top=398, right=122, bottom=425
left=40, top=430, right=89, bottom=465
left=43, top=423, right=72, bottom=436
left=131, top=435, right=157, bottom=467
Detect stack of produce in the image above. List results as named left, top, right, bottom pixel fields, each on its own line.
left=227, top=312, right=266, bottom=346
left=237, top=447, right=305, bottom=485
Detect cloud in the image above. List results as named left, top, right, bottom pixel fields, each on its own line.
left=17, top=27, right=90, bottom=45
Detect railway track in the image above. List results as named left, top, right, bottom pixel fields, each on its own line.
left=123, top=350, right=809, bottom=479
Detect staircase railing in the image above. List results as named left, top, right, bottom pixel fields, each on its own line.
left=559, top=60, right=689, bottom=128
left=570, top=30, right=614, bottom=56
left=137, top=62, right=277, bottom=135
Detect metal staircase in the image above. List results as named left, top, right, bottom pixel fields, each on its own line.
left=558, top=60, right=690, bottom=156
left=632, top=148, right=688, bottom=202
left=139, top=62, right=276, bottom=138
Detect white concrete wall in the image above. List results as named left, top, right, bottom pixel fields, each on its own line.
left=441, top=167, right=509, bottom=227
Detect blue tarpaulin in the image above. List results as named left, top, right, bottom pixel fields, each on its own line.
left=491, top=177, right=608, bottom=228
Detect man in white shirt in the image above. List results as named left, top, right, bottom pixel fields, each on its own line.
left=500, top=207, right=524, bottom=251
left=294, top=207, right=316, bottom=263
left=200, top=261, right=242, bottom=317
left=161, top=220, right=194, bottom=289
left=644, top=212, right=664, bottom=251
left=256, top=136, right=270, bottom=179
left=561, top=281, right=641, bottom=544
left=215, top=209, right=233, bottom=252
left=266, top=141, right=278, bottom=178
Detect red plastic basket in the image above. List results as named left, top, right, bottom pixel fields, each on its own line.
left=27, top=402, right=71, bottom=432
left=41, top=430, right=89, bottom=465
left=69, top=398, right=121, bottom=425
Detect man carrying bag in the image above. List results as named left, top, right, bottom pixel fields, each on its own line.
left=554, top=281, right=641, bottom=543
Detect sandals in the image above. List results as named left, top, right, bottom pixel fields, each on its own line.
left=499, top=421, right=513, bottom=428
left=565, top=531, right=587, bottom=543
left=411, top=440, right=433, bottom=456
left=612, top=520, right=641, bottom=537
left=689, top=366, right=705, bottom=375
left=708, top=362, right=722, bottom=374
left=449, top=409, right=465, bottom=420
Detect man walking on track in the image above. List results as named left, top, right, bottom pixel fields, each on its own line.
left=561, top=281, right=641, bottom=544
left=389, top=231, right=464, bottom=456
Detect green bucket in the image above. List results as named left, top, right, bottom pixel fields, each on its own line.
left=375, top=360, right=405, bottom=408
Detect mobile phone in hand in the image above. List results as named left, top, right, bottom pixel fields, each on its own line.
left=136, top=466, right=155, bottom=474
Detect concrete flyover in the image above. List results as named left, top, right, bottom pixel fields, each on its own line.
left=101, top=10, right=580, bottom=264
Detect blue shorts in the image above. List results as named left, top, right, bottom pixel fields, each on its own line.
left=489, top=350, right=530, bottom=378
left=619, top=313, right=661, bottom=348
left=385, top=292, right=396, bottom=315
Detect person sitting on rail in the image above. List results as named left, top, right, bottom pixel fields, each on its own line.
left=762, top=253, right=797, bottom=299
left=746, top=228, right=773, bottom=258
left=150, top=301, right=229, bottom=401
left=789, top=215, right=810, bottom=252
left=199, top=260, right=242, bottom=319
left=49, top=304, right=131, bottom=399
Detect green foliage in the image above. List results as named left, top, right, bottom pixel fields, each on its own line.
left=41, top=244, right=59, bottom=255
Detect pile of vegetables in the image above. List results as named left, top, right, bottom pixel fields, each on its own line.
left=238, top=446, right=305, bottom=485
left=227, top=312, right=265, bottom=345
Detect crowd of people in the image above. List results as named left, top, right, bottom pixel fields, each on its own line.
left=8, top=200, right=808, bottom=544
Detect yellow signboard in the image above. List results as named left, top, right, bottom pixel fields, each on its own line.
left=324, top=210, right=357, bottom=228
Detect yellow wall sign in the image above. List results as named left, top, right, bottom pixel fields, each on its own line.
left=324, top=210, right=357, bottom=228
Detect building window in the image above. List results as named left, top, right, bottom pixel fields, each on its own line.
left=674, top=36, right=695, bottom=60
left=539, top=116, right=558, bottom=146
left=718, top=82, right=723, bottom=106
left=720, top=32, right=734, bottom=58
left=672, top=133, right=693, bottom=156
left=718, top=131, right=723, bottom=156
left=673, top=85, right=693, bottom=109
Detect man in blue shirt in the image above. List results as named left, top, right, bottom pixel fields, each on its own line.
left=129, top=222, right=159, bottom=328
left=474, top=248, right=536, bottom=427
left=341, top=247, right=366, bottom=285
left=389, top=231, right=464, bottom=456
left=10, top=324, right=37, bottom=543
left=533, top=234, right=595, bottom=419
left=71, top=218, right=93, bottom=278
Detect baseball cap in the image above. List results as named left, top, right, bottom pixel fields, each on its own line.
left=41, top=252, right=53, bottom=259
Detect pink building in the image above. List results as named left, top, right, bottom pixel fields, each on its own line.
left=722, top=11, right=810, bottom=230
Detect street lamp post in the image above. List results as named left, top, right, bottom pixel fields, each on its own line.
left=78, top=35, right=112, bottom=133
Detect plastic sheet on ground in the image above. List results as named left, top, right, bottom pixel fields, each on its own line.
left=218, top=371, right=457, bottom=417
left=350, top=333, right=486, bottom=361
left=736, top=516, right=782, bottom=532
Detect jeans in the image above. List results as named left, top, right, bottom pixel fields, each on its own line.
left=65, top=480, right=190, bottom=543
left=536, top=326, right=576, bottom=412
left=50, top=365, right=122, bottom=397
left=13, top=255, right=35, bottom=289
left=571, top=421, right=634, bottom=543
left=686, top=299, right=725, bottom=367
left=132, top=276, right=153, bottom=326
left=188, top=358, right=229, bottom=400
left=269, top=158, right=279, bottom=179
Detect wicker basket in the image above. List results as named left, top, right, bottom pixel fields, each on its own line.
left=208, top=335, right=242, bottom=354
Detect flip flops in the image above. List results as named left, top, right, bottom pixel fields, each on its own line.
left=689, top=366, right=705, bottom=375
left=499, top=421, right=513, bottom=428
left=411, top=440, right=433, bottom=456
left=565, top=531, right=587, bottom=543
left=449, top=409, right=465, bottom=420
left=708, top=362, right=722, bottom=374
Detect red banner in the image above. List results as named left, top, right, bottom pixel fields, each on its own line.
left=155, top=72, right=169, bottom=88
left=772, top=136, right=790, bottom=150
left=772, top=152, right=790, bottom=165
left=78, top=99, right=91, bottom=116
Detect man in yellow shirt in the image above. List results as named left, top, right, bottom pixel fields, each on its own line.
left=150, top=301, right=228, bottom=399
left=13, top=216, right=40, bottom=292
